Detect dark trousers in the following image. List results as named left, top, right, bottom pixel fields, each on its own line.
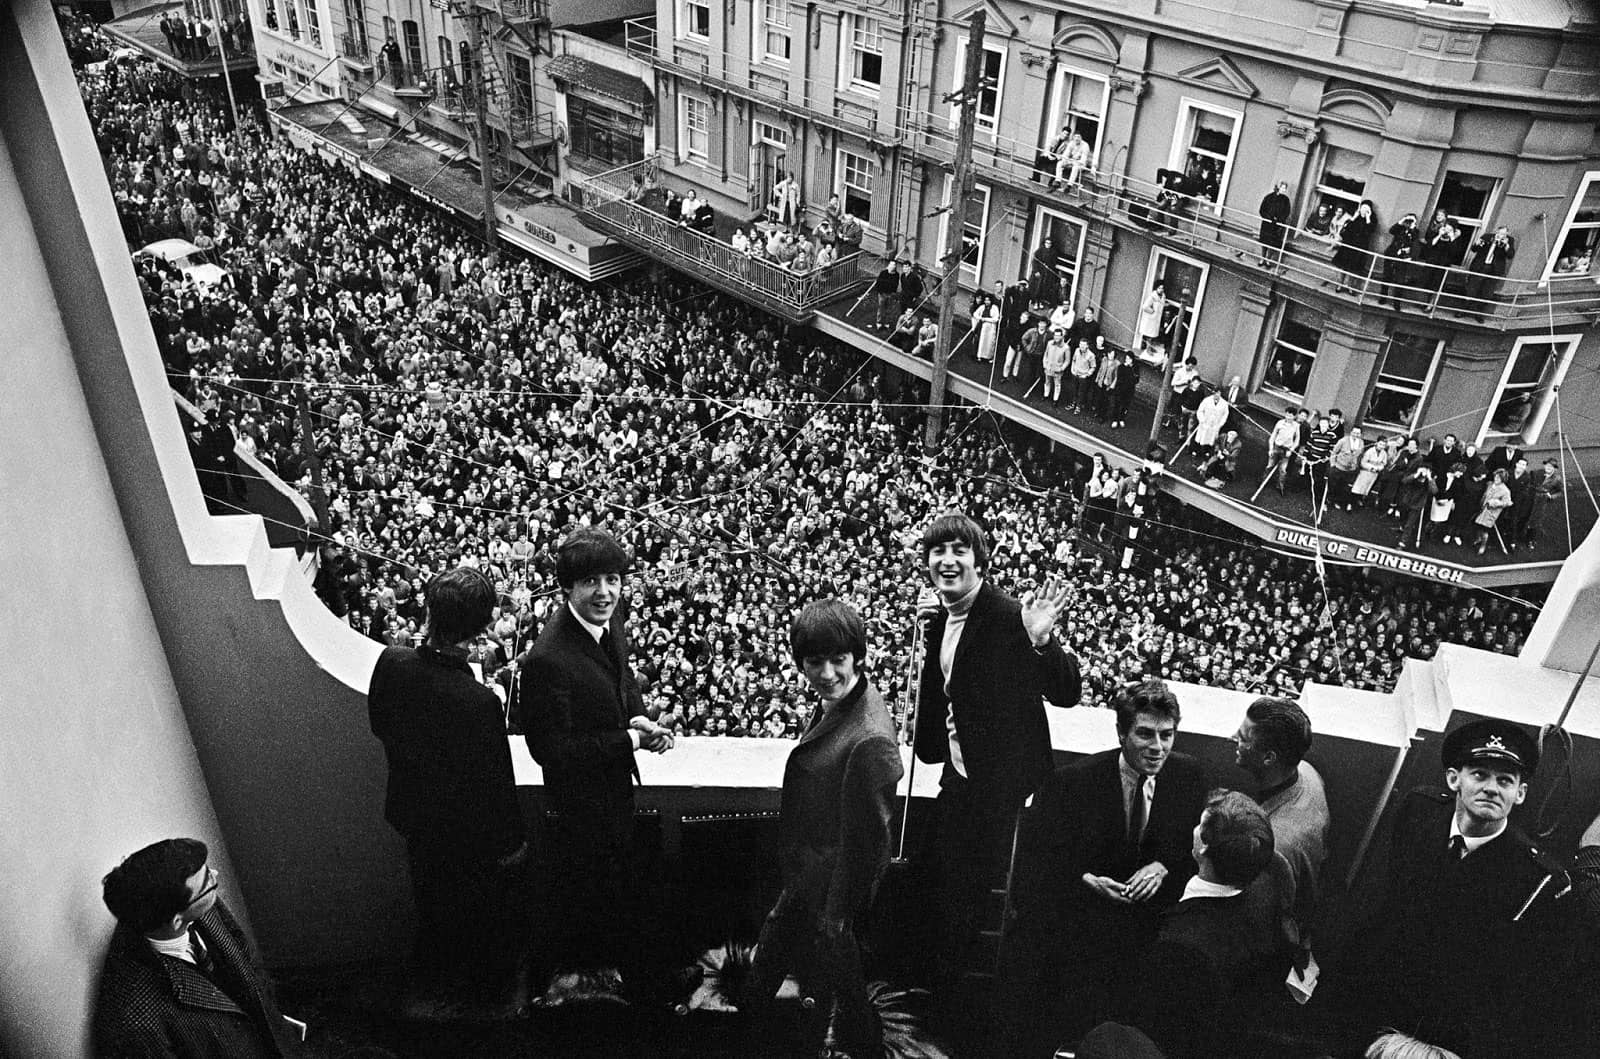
left=407, top=838, right=530, bottom=994
left=541, top=811, right=636, bottom=975
left=933, top=772, right=1023, bottom=989
left=749, top=897, right=875, bottom=1052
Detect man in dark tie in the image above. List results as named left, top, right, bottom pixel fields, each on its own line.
left=1000, top=680, right=1209, bottom=1056
left=94, top=838, right=305, bottom=1058
left=1344, top=718, right=1567, bottom=1058
left=518, top=527, right=674, bottom=992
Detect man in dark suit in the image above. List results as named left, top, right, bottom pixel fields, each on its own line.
left=518, top=527, right=674, bottom=986
left=1000, top=680, right=1209, bottom=1056
left=94, top=838, right=305, bottom=1058
left=1461, top=224, right=1515, bottom=316
left=368, top=565, right=529, bottom=1011
left=913, top=512, right=1080, bottom=997
left=1128, top=790, right=1280, bottom=1059
left=746, top=600, right=904, bottom=1057
left=1344, top=719, right=1567, bottom=1058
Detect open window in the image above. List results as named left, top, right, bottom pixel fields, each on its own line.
left=1432, top=171, right=1501, bottom=267
left=1040, top=65, right=1109, bottom=166
left=1540, top=171, right=1600, bottom=282
left=680, top=0, right=712, bottom=40
left=1263, top=303, right=1323, bottom=399
left=939, top=175, right=991, bottom=282
left=1478, top=335, right=1580, bottom=446
left=1168, top=100, right=1240, bottom=211
left=1305, top=146, right=1371, bottom=229
left=839, top=14, right=883, bottom=96
left=1028, top=206, right=1087, bottom=307
left=757, top=0, right=791, bottom=65
left=1143, top=248, right=1209, bottom=363
left=1365, top=331, right=1442, bottom=434
left=949, top=37, right=1006, bottom=135
left=836, top=147, right=874, bottom=224
left=680, top=95, right=710, bottom=163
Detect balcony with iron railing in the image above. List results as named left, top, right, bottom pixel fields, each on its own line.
left=902, top=114, right=1600, bottom=331
left=475, top=0, right=549, bottom=22
left=337, top=32, right=372, bottom=68
left=570, top=155, right=872, bottom=322
left=622, top=17, right=904, bottom=148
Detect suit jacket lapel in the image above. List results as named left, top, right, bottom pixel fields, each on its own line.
left=949, top=582, right=992, bottom=678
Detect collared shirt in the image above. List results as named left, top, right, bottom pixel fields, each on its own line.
left=147, top=930, right=202, bottom=966
left=1119, top=755, right=1155, bottom=842
left=1181, top=876, right=1243, bottom=901
left=941, top=580, right=983, bottom=778
left=1450, top=815, right=1508, bottom=858
left=568, top=602, right=606, bottom=645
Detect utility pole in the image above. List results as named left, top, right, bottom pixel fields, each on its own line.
left=466, top=8, right=499, bottom=257
left=210, top=5, right=240, bottom=129
left=923, top=10, right=985, bottom=452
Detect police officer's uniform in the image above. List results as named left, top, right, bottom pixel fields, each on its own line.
left=1352, top=719, right=1567, bottom=1058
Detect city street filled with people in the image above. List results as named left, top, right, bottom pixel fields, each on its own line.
left=77, top=57, right=1545, bottom=737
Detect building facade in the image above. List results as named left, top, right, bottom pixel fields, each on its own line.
left=627, top=0, right=1600, bottom=462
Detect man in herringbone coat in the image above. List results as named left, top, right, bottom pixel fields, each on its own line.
left=94, top=837, right=304, bottom=1059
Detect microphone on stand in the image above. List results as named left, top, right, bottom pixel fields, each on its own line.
left=893, top=594, right=937, bottom=865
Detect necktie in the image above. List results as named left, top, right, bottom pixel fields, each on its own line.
left=189, top=926, right=216, bottom=977
left=599, top=629, right=617, bottom=668
left=1128, top=776, right=1148, bottom=851
left=1449, top=834, right=1467, bottom=861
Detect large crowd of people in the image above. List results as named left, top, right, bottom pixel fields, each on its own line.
left=79, top=56, right=1544, bottom=740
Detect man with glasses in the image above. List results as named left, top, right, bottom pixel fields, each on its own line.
left=94, top=837, right=305, bottom=1057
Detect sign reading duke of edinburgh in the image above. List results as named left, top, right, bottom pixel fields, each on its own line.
left=1273, top=529, right=1467, bottom=584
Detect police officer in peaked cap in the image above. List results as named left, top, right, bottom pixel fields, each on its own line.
left=1344, top=718, right=1569, bottom=1059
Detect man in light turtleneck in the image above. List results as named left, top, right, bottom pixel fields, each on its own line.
left=913, top=512, right=1081, bottom=997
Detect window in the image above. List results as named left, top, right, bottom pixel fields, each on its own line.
left=1479, top=335, right=1580, bottom=445
left=757, top=0, right=791, bottom=64
left=1040, top=66, right=1109, bottom=163
left=837, top=148, right=874, bottom=222
left=950, top=38, right=1006, bottom=135
left=1169, top=100, right=1240, bottom=210
left=754, top=120, right=789, bottom=149
left=1306, top=146, right=1371, bottom=227
left=840, top=14, right=883, bottom=94
left=680, top=0, right=711, bottom=40
left=1366, top=332, right=1441, bottom=433
left=342, top=0, right=367, bottom=51
left=1433, top=171, right=1501, bottom=266
left=1265, top=305, right=1323, bottom=398
left=940, top=175, right=991, bottom=280
left=1028, top=206, right=1087, bottom=308
left=1541, top=172, right=1600, bottom=282
left=402, top=20, right=423, bottom=84
left=681, top=96, right=710, bottom=162
left=285, top=0, right=300, bottom=38
left=1144, top=249, right=1209, bottom=364
left=438, top=35, right=456, bottom=83
left=265, top=0, right=279, bottom=30
left=301, top=0, right=321, bottom=48
left=507, top=52, right=533, bottom=111
left=569, top=97, right=645, bottom=168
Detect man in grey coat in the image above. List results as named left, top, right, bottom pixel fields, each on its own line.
left=747, top=600, right=904, bottom=1058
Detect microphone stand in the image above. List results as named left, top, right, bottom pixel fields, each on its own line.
left=892, top=617, right=927, bottom=865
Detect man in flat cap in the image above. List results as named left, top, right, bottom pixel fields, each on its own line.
left=1344, top=718, right=1566, bottom=1058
